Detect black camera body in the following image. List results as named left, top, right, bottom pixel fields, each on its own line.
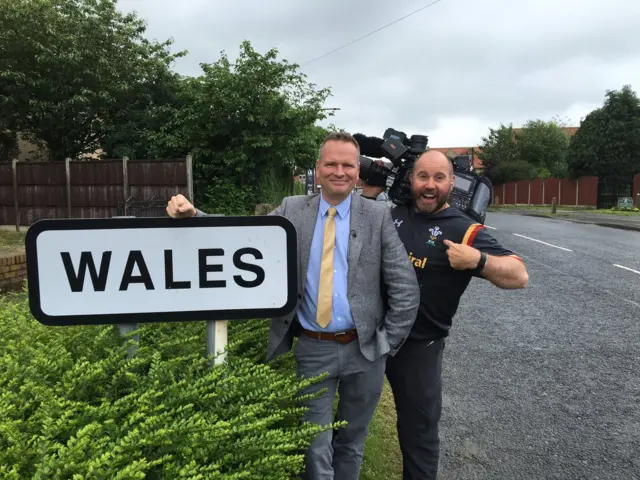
left=355, top=128, right=426, bottom=205
left=355, top=129, right=492, bottom=224
left=448, top=155, right=493, bottom=224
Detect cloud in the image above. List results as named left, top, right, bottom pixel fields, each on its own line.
left=119, top=0, right=640, bottom=147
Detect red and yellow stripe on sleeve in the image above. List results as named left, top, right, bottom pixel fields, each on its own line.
left=462, top=223, right=484, bottom=246
left=462, top=223, right=524, bottom=263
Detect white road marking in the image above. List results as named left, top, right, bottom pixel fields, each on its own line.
left=613, top=264, right=640, bottom=275
left=485, top=225, right=497, bottom=230
left=516, top=253, right=640, bottom=309
left=512, top=233, right=573, bottom=252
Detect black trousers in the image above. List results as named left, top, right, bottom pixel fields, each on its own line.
left=386, top=338, right=445, bottom=480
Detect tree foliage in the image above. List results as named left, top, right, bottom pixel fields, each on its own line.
left=0, top=0, right=184, bottom=160
left=478, top=120, right=573, bottom=183
left=148, top=41, right=331, bottom=215
left=1, top=0, right=334, bottom=212
left=516, top=119, right=570, bottom=177
left=477, top=124, right=530, bottom=183
left=0, top=128, right=18, bottom=162
left=567, top=85, right=640, bottom=183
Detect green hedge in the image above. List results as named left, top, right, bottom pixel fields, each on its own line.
left=0, top=291, right=331, bottom=479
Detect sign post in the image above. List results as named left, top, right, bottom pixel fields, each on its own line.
left=202, top=214, right=227, bottom=366
left=24, top=215, right=298, bottom=365
left=112, top=215, right=139, bottom=359
left=207, top=320, right=228, bottom=366
left=305, top=169, right=315, bottom=195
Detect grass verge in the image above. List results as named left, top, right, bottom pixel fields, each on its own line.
left=360, top=379, right=402, bottom=480
left=0, top=229, right=26, bottom=256
left=489, top=205, right=639, bottom=216
left=574, top=209, right=640, bottom=216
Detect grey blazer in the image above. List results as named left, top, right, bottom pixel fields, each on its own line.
left=266, top=193, right=420, bottom=363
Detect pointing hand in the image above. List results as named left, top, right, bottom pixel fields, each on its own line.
left=442, top=239, right=481, bottom=270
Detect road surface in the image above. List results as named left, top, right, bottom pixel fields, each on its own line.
left=439, top=212, right=640, bottom=480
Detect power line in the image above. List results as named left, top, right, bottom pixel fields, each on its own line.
left=301, top=0, right=445, bottom=67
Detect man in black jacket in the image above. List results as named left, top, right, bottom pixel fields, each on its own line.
left=362, top=150, right=528, bottom=479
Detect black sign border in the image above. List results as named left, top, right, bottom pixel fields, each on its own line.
left=25, top=215, right=298, bottom=326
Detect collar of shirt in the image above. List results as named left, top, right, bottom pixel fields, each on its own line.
left=319, top=194, right=351, bottom=219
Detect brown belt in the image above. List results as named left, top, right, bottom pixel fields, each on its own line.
left=301, top=328, right=358, bottom=344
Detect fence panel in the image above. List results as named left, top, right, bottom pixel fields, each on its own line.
left=560, top=179, right=577, bottom=205
left=505, top=182, right=516, bottom=204
left=493, top=175, right=631, bottom=207
left=577, top=176, right=598, bottom=207
left=543, top=178, right=559, bottom=205
left=495, top=184, right=504, bottom=205
left=0, top=158, right=190, bottom=226
left=530, top=179, right=543, bottom=204
left=516, top=180, right=529, bottom=204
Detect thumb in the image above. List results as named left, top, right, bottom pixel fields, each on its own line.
left=443, top=239, right=455, bottom=248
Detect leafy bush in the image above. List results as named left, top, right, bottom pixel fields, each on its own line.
left=0, top=291, right=329, bottom=479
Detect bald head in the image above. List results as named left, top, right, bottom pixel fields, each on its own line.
left=413, top=150, right=453, bottom=178
left=410, top=149, right=455, bottom=214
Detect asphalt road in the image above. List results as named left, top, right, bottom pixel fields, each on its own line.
left=439, top=212, right=640, bottom=480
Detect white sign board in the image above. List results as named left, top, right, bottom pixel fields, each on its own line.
left=25, top=216, right=297, bottom=326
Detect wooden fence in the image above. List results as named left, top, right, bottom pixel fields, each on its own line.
left=493, top=176, right=598, bottom=206
left=493, top=174, right=640, bottom=208
left=0, top=157, right=193, bottom=228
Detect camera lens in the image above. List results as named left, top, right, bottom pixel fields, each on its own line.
left=358, top=155, right=373, bottom=180
left=410, top=135, right=428, bottom=153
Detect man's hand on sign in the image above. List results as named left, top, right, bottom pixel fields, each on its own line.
left=166, top=194, right=196, bottom=218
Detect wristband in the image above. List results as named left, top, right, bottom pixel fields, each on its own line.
left=471, top=252, right=487, bottom=273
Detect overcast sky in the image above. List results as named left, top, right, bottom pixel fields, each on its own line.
left=119, top=0, right=640, bottom=147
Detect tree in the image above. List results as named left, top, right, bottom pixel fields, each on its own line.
left=567, top=85, right=640, bottom=184
left=0, top=128, right=18, bottom=162
left=516, top=119, right=570, bottom=178
left=0, top=0, right=184, bottom=160
left=153, top=41, right=332, bottom=214
left=477, top=124, right=535, bottom=183
left=98, top=67, right=187, bottom=160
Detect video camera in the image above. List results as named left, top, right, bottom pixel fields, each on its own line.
left=354, top=128, right=493, bottom=224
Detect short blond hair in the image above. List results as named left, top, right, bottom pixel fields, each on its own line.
left=318, top=131, right=360, bottom=160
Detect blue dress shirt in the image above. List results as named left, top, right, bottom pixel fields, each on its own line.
left=296, top=195, right=356, bottom=332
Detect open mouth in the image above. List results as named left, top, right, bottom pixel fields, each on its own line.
left=421, top=192, right=437, bottom=201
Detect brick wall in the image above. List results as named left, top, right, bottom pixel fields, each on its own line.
left=0, top=253, right=27, bottom=291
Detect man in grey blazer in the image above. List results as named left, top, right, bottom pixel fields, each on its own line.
left=166, top=131, right=420, bottom=479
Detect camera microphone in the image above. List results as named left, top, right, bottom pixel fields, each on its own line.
left=353, top=133, right=385, bottom=158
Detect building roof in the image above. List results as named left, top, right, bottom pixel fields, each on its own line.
left=429, top=147, right=484, bottom=169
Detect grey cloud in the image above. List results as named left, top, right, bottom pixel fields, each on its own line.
left=119, top=0, right=640, bottom=146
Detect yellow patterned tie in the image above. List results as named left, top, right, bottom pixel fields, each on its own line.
left=316, top=207, right=337, bottom=328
